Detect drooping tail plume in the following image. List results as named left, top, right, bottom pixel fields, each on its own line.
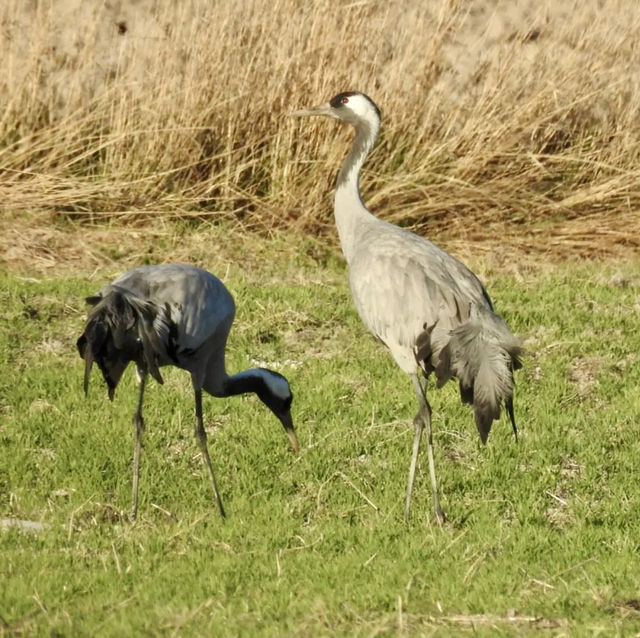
left=431, top=306, right=523, bottom=443
left=77, top=287, right=166, bottom=399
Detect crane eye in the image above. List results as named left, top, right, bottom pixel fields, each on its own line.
left=341, top=97, right=349, bottom=104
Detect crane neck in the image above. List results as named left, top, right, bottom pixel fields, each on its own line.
left=222, top=369, right=267, bottom=398
left=221, top=368, right=289, bottom=403
left=334, top=119, right=380, bottom=263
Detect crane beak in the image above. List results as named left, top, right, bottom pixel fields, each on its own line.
left=279, top=410, right=300, bottom=453
left=290, top=102, right=335, bottom=119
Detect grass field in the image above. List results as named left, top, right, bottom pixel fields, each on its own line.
left=1, top=225, right=640, bottom=636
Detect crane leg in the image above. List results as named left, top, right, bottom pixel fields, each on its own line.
left=130, top=372, right=147, bottom=521
left=408, top=374, right=446, bottom=525
left=194, top=388, right=226, bottom=518
left=404, top=405, right=423, bottom=521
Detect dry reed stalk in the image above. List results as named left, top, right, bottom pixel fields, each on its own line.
left=1, top=0, right=639, bottom=257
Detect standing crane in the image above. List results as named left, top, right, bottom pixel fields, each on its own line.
left=77, top=264, right=299, bottom=520
left=294, top=92, right=522, bottom=523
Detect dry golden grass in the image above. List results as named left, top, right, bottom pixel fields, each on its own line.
left=1, top=0, right=640, bottom=265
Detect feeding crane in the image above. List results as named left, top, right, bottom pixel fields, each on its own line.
left=294, top=91, right=522, bottom=522
left=77, top=264, right=299, bottom=520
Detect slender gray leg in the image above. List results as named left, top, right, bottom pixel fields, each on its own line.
left=130, top=372, right=147, bottom=521
left=194, top=387, right=226, bottom=518
left=408, top=374, right=445, bottom=524
left=405, top=405, right=423, bottom=521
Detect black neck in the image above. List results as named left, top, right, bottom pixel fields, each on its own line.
left=223, top=370, right=265, bottom=398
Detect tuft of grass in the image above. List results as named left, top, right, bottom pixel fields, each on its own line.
left=1, top=0, right=640, bottom=257
left=1, top=229, right=640, bottom=636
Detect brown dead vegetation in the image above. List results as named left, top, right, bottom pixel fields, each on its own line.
left=1, top=0, right=640, bottom=271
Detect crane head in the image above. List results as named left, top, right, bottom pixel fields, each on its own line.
left=254, top=369, right=299, bottom=453
left=292, top=91, right=381, bottom=128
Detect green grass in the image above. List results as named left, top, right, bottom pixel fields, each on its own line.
left=1, top=238, right=640, bottom=636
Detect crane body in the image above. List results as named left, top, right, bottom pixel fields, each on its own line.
left=294, top=92, right=522, bottom=522
left=77, top=264, right=298, bottom=519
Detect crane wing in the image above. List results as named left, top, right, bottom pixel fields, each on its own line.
left=348, top=226, right=491, bottom=373
left=111, top=264, right=235, bottom=355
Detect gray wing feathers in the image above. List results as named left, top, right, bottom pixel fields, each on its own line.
left=132, top=299, right=166, bottom=384
left=106, top=286, right=167, bottom=383
left=349, top=244, right=480, bottom=371
left=112, top=264, right=234, bottom=352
